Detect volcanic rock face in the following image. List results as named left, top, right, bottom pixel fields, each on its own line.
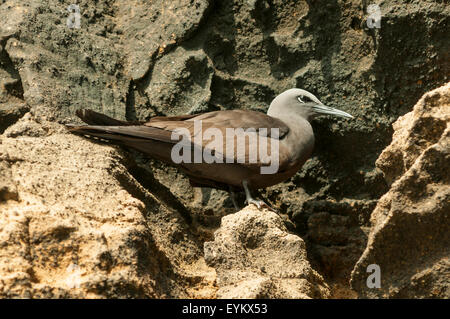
left=204, top=206, right=330, bottom=298
left=0, top=0, right=449, bottom=298
left=0, top=115, right=326, bottom=298
left=0, top=116, right=215, bottom=298
left=351, top=83, right=450, bottom=298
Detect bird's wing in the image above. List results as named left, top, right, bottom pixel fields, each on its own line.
left=71, top=109, right=293, bottom=172
left=147, top=109, right=292, bottom=172
left=147, top=109, right=290, bottom=139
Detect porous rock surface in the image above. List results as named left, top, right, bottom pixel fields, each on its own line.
left=0, top=0, right=449, bottom=298
left=351, top=82, right=450, bottom=298
left=0, top=115, right=215, bottom=298
left=204, top=206, right=330, bottom=298
left=0, top=114, right=329, bottom=298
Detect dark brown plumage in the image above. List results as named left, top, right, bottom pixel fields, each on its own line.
left=68, top=89, right=353, bottom=209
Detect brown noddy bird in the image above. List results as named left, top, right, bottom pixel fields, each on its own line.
left=68, top=88, right=353, bottom=210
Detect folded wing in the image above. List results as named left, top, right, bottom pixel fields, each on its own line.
left=69, top=109, right=292, bottom=171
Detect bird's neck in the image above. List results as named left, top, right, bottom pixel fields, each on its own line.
left=268, top=107, right=311, bottom=130
left=268, top=108, right=315, bottom=162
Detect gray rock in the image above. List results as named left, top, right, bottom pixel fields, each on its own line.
left=146, top=47, right=213, bottom=116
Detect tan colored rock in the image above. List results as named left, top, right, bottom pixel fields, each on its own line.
left=350, top=82, right=450, bottom=298
left=0, top=0, right=448, bottom=300
left=376, top=82, right=450, bottom=186
left=0, top=115, right=216, bottom=298
left=0, top=113, right=334, bottom=299
left=204, top=206, right=330, bottom=298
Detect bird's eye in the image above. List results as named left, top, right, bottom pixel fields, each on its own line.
left=297, top=95, right=311, bottom=103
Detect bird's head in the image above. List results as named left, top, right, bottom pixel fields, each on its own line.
left=268, top=88, right=354, bottom=121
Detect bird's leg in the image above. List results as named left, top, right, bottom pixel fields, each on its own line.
left=228, top=186, right=240, bottom=211
left=242, top=180, right=275, bottom=211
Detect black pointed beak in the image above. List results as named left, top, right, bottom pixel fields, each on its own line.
left=312, top=104, right=354, bottom=119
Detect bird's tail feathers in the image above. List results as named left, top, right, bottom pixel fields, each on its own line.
left=74, top=109, right=141, bottom=126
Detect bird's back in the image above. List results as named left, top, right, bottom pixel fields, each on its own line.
left=68, top=108, right=311, bottom=190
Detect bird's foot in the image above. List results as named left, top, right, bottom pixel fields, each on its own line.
left=241, top=180, right=276, bottom=212
left=246, top=198, right=276, bottom=212
left=228, top=189, right=240, bottom=212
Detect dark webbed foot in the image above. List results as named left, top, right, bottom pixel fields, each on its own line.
left=242, top=180, right=276, bottom=212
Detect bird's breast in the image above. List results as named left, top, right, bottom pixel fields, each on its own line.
left=283, top=118, right=315, bottom=164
